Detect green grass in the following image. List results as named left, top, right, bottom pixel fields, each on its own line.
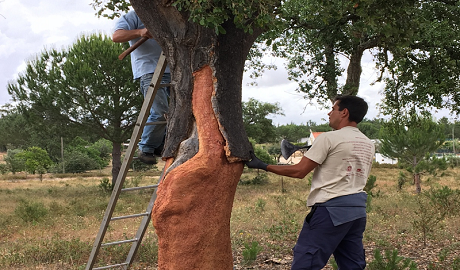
left=0, top=167, right=460, bottom=269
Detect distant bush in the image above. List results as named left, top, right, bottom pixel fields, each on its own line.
left=15, top=199, right=48, bottom=223
left=240, top=173, right=269, bottom=185
left=4, top=149, right=25, bottom=174
left=0, top=163, right=9, bottom=175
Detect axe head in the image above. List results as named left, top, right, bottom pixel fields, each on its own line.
left=280, top=139, right=311, bottom=160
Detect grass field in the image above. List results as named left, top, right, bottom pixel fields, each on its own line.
left=0, top=160, right=459, bottom=269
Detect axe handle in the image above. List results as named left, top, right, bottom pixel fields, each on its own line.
left=118, top=37, right=148, bottom=60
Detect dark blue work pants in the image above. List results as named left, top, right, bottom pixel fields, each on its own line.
left=291, top=207, right=366, bottom=270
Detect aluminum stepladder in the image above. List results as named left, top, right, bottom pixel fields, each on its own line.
left=85, top=52, right=168, bottom=270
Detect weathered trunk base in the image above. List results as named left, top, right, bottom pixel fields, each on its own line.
left=152, top=66, right=243, bottom=270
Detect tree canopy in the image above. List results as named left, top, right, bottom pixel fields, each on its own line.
left=7, top=33, right=141, bottom=183
left=242, top=98, right=284, bottom=143
left=379, top=115, right=446, bottom=193
left=91, top=0, right=460, bottom=117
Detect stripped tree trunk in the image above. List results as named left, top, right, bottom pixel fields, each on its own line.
left=131, top=0, right=263, bottom=269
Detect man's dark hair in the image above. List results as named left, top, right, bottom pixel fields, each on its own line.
left=334, top=95, right=368, bottom=123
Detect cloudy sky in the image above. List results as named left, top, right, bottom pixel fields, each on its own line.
left=1, top=0, right=392, bottom=126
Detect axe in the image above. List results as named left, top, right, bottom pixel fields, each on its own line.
left=280, top=139, right=311, bottom=160
left=118, top=36, right=149, bottom=60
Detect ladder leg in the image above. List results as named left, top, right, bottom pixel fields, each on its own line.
left=86, top=53, right=168, bottom=270
left=124, top=169, right=164, bottom=268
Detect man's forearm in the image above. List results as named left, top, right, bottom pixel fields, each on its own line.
left=267, top=156, right=318, bottom=179
left=112, top=29, right=144, bottom=43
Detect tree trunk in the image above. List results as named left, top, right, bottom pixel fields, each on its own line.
left=344, top=48, right=364, bottom=96
left=414, top=173, right=421, bottom=194
left=111, top=142, right=122, bottom=186
left=131, top=1, right=263, bottom=268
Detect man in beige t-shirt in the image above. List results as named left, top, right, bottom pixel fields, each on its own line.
left=246, top=95, right=375, bottom=270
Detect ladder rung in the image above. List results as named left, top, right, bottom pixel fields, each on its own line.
left=102, top=238, right=138, bottom=247
left=121, top=184, right=158, bottom=192
left=111, top=212, right=149, bottom=221
left=93, top=262, right=129, bottom=270
left=145, top=121, right=167, bottom=126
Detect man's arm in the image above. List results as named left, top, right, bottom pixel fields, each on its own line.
left=267, top=157, right=318, bottom=179
left=112, top=28, right=153, bottom=43
left=246, top=153, right=318, bottom=179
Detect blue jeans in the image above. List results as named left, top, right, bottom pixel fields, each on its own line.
left=138, top=73, right=171, bottom=154
left=291, top=207, right=366, bottom=270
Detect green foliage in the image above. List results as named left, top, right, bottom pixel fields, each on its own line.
left=267, top=144, right=281, bottom=161
left=98, top=177, right=113, bottom=193
left=14, top=146, right=53, bottom=176
left=368, top=249, right=417, bottom=270
left=397, top=171, right=408, bottom=190
left=358, top=119, right=383, bottom=139
left=66, top=137, right=111, bottom=169
left=15, top=199, right=48, bottom=223
left=60, top=151, right=99, bottom=174
left=254, top=145, right=276, bottom=165
left=4, top=149, right=25, bottom=174
left=275, top=123, right=310, bottom=143
left=410, top=187, right=459, bottom=247
left=380, top=115, right=446, bottom=192
left=242, top=241, right=263, bottom=264
left=0, top=164, right=9, bottom=175
left=243, top=98, right=284, bottom=143
left=240, top=173, right=269, bottom=185
left=364, top=175, right=378, bottom=212
left=425, top=186, right=460, bottom=218
left=255, top=198, right=266, bottom=213
left=7, top=33, right=140, bottom=179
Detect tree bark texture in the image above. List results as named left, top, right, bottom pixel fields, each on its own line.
left=130, top=0, right=263, bottom=268
left=111, top=142, right=122, bottom=186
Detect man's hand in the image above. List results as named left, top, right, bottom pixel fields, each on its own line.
left=245, top=152, right=268, bottom=171
left=139, top=28, right=153, bottom=39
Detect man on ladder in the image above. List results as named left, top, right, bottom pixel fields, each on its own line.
left=113, top=10, right=170, bottom=165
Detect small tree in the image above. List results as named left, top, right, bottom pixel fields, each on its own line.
left=379, top=115, right=445, bottom=193
left=15, top=147, right=53, bottom=181
left=242, top=98, right=284, bottom=143
left=4, top=149, right=26, bottom=174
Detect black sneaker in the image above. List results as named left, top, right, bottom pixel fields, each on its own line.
left=138, top=151, right=157, bottom=165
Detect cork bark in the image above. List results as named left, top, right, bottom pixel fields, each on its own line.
left=152, top=66, right=243, bottom=269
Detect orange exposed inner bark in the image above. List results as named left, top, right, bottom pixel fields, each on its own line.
left=152, top=65, right=243, bottom=270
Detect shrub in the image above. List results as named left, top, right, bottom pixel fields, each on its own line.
left=242, top=241, right=263, bottom=264
left=15, top=199, right=48, bottom=223
left=4, top=149, right=25, bottom=174
left=367, top=249, right=417, bottom=270
left=61, top=150, right=99, bottom=173
left=0, top=163, right=9, bottom=175
left=240, top=173, right=269, bottom=185
left=98, top=177, right=113, bottom=193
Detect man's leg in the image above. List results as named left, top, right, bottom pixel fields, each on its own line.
left=292, top=207, right=349, bottom=270
left=138, top=73, right=170, bottom=162
left=332, top=217, right=366, bottom=270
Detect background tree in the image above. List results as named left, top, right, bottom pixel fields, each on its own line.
left=275, top=123, right=310, bottom=142
left=380, top=1, right=460, bottom=115
left=14, top=147, right=53, bottom=181
left=8, top=33, right=141, bottom=185
left=379, top=115, right=446, bottom=193
left=242, top=98, right=284, bottom=143
left=358, top=118, right=383, bottom=139
left=256, top=0, right=460, bottom=116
